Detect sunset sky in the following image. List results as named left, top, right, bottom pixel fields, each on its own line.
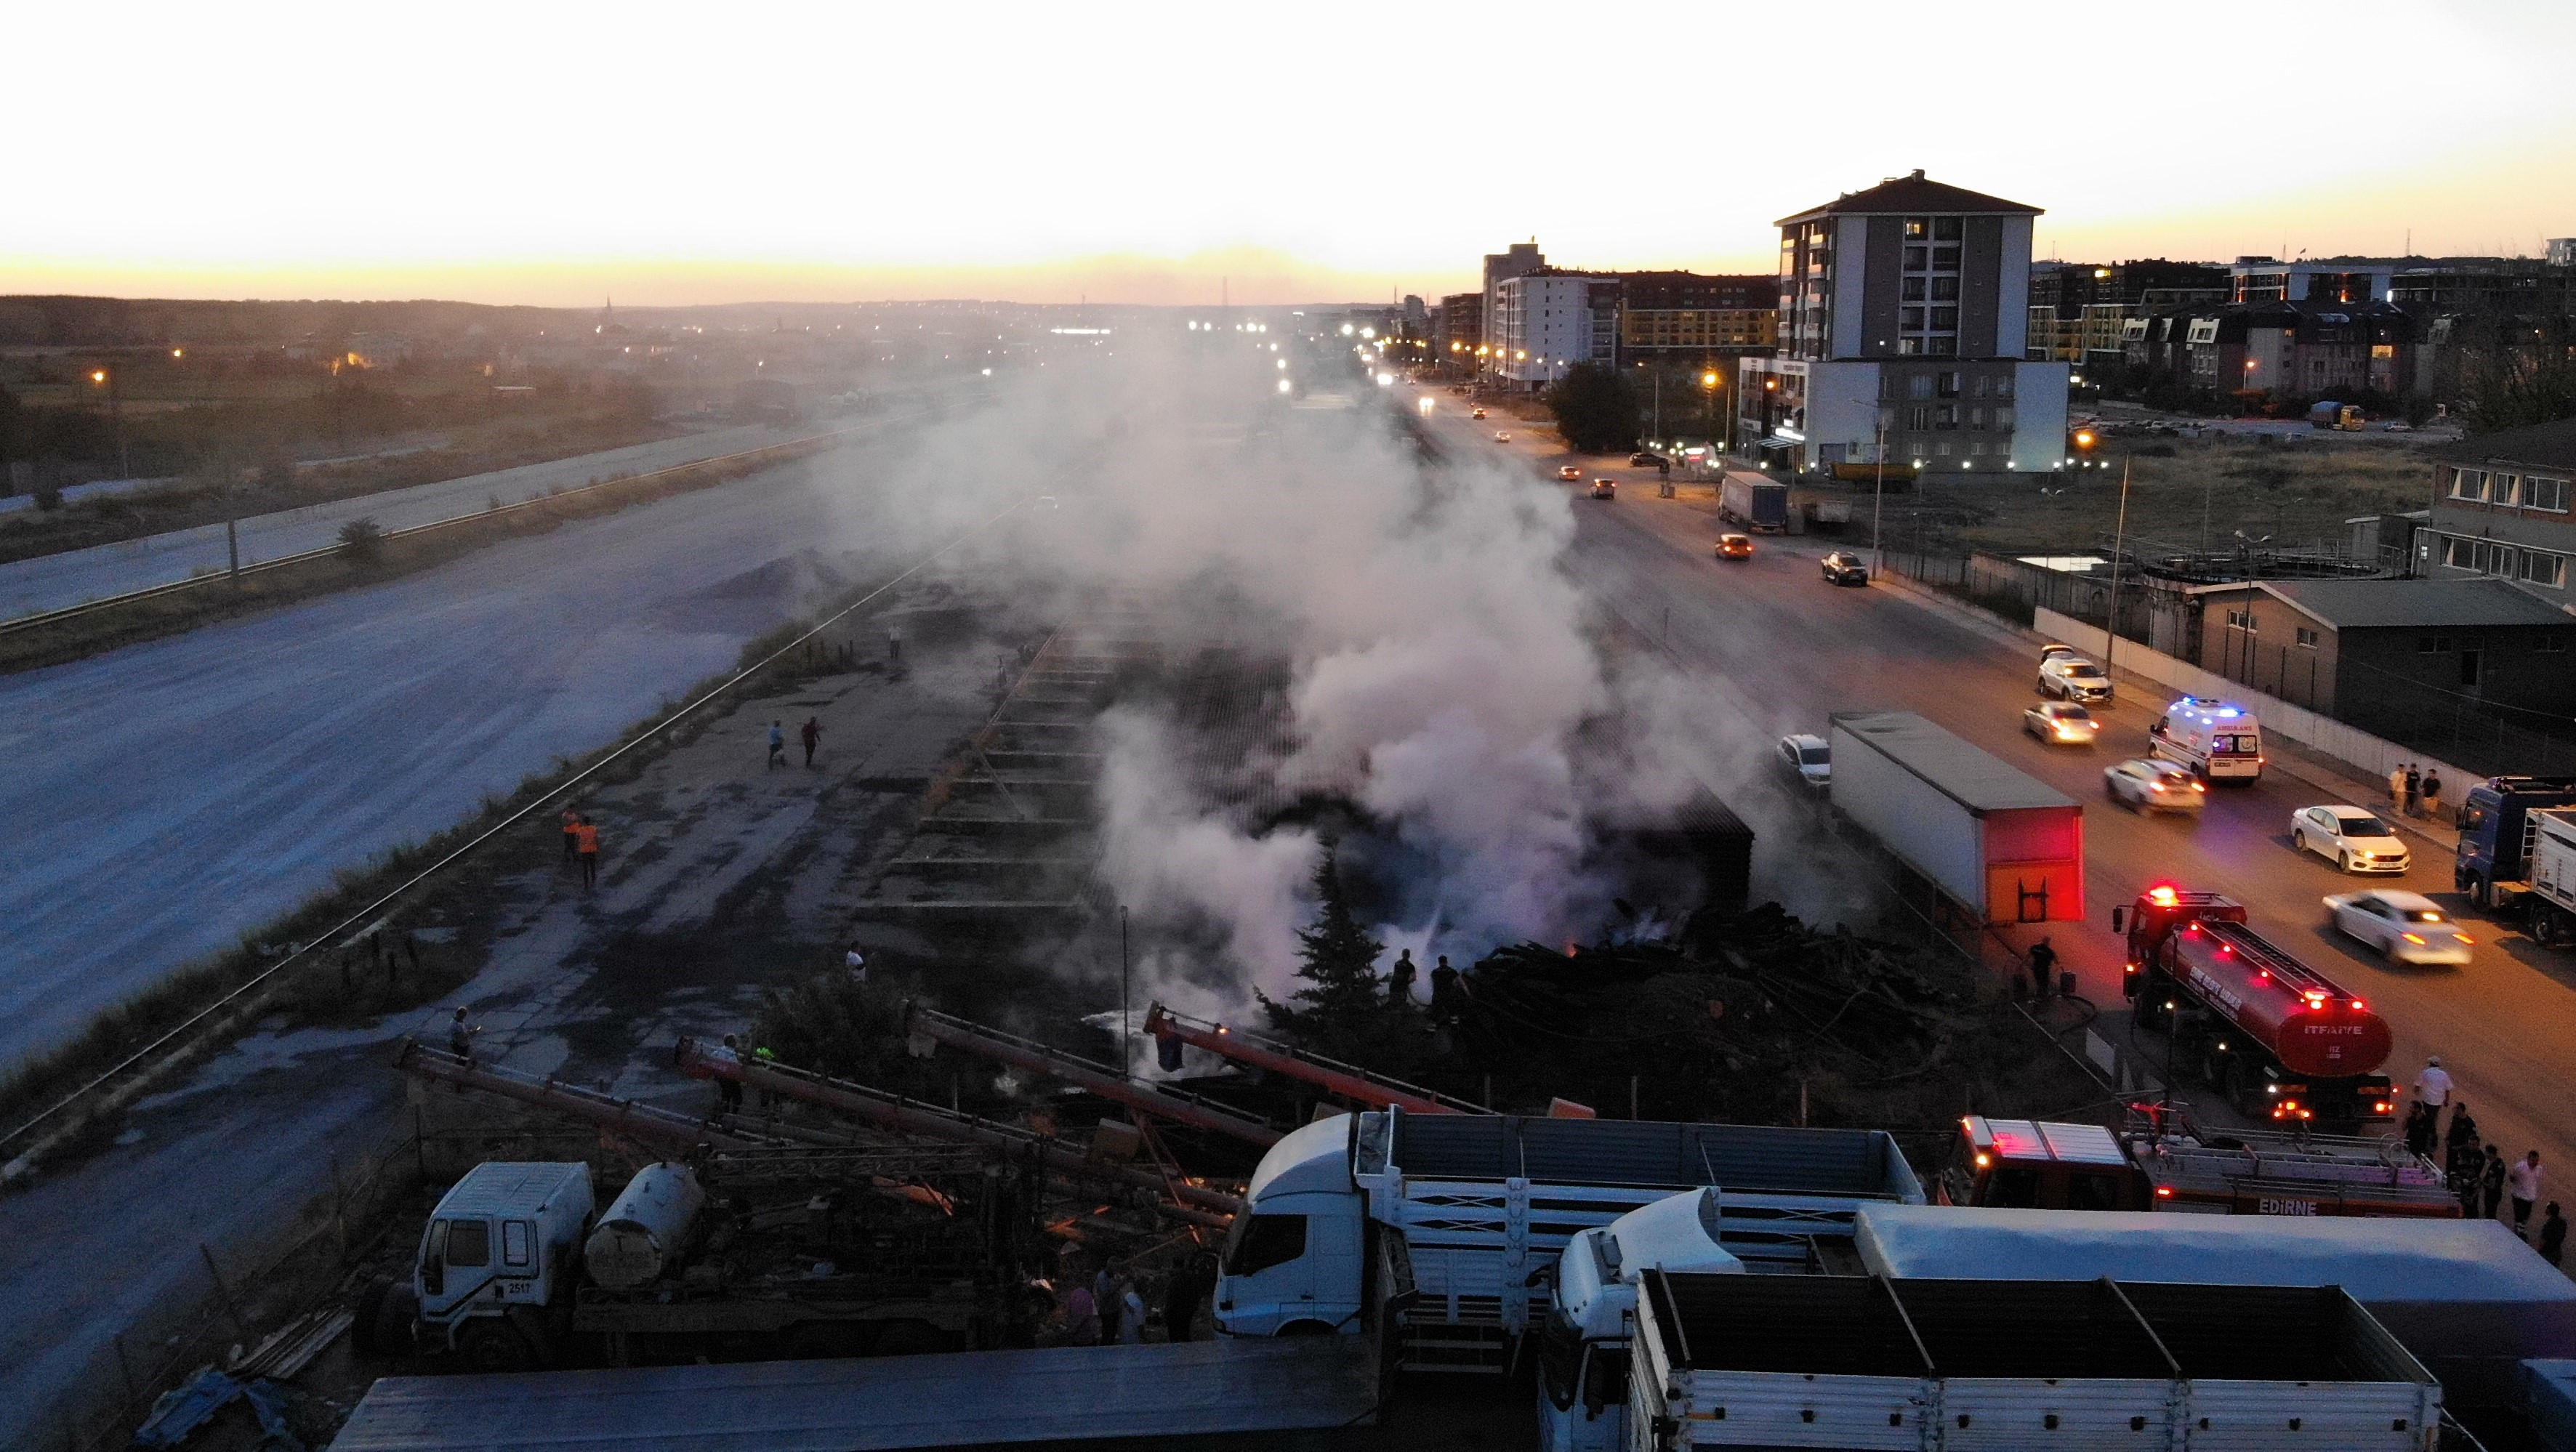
left=8, top=0, right=2574, bottom=306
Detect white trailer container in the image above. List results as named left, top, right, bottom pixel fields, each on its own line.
left=2522, top=807, right=2576, bottom=947
left=1829, top=711, right=2084, bottom=926
left=1853, top=1203, right=2576, bottom=1409
left=1627, top=1269, right=2442, bottom=1452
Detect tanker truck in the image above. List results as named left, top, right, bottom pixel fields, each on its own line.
left=2114, top=885, right=2397, bottom=1129
left=384, top=1158, right=998, bottom=1371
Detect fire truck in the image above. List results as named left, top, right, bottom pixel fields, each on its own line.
left=2114, top=885, right=2397, bottom=1129
left=1940, top=1105, right=2458, bottom=1217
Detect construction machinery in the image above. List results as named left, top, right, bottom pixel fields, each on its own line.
left=1140, top=1002, right=1489, bottom=1116
left=1939, top=1104, right=2457, bottom=1217
left=900, top=1003, right=1282, bottom=1146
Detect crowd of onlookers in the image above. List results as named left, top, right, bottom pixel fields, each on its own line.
left=1038, top=1246, right=1222, bottom=1347
left=2410, top=1060, right=2565, bottom=1267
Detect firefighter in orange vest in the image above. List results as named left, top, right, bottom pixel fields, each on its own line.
left=573, top=818, right=600, bottom=889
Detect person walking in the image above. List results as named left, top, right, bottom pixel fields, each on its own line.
left=887, top=625, right=903, bottom=664
left=2511, top=1150, right=2546, bottom=1236
left=2388, top=763, right=2409, bottom=816
left=845, top=940, right=869, bottom=985
left=800, top=715, right=822, bottom=768
left=2421, top=769, right=2443, bottom=824
left=2026, top=937, right=2059, bottom=1001
left=447, top=1006, right=478, bottom=1062
left=560, top=807, right=582, bottom=868
left=574, top=817, right=600, bottom=890
left=2482, top=1144, right=2509, bottom=1220
left=766, top=721, right=787, bottom=770
left=2541, top=1203, right=2567, bottom=1268
left=2414, top=1057, right=2454, bottom=1109
left=1388, top=948, right=1417, bottom=1007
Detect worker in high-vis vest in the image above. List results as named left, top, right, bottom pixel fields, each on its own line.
left=573, top=819, right=600, bottom=889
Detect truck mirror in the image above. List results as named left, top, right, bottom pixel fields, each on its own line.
left=2110, top=907, right=2125, bottom=932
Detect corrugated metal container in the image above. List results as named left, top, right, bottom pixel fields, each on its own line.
left=1830, top=711, right=2084, bottom=924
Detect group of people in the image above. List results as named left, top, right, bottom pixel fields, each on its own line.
left=2411, top=1060, right=2564, bottom=1264
left=558, top=807, right=601, bottom=889
left=2386, top=762, right=2445, bottom=821
left=768, top=717, right=826, bottom=770
left=1385, top=948, right=1471, bottom=1024
left=1051, top=1250, right=1218, bottom=1347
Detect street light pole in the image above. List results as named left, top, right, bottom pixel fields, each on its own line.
left=1119, top=905, right=1132, bottom=1081
left=1872, top=422, right=1888, bottom=575
left=2104, top=458, right=2133, bottom=679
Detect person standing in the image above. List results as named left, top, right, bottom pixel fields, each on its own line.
left=714, top=1033, right=745, bottom=1113
left=767, top=721, right=787, bottom=770
left=574, top=817, right=600, bottom=890
left=1388, top=948, right=1417, bottom=1007
left=1063, top=1280, right=1098, bottom=1346
left=1429, top=956, right=1462, bottom=1025
left=2388, top=763, right=2409, bottom=816
left=2404, top=764, right=2423, bottom=818
left=2421, top=769, right=2443, bottom=824
left=845, top=940, right=869, bottom=985
left=2510, top=1150, right=2545, bottom=1236
left=1093, top=1262, right=1123, bottom=1347
left=2540, top=1203, right=2567, bottom=1268
left=560, top=807, right=582, bottom=868
left=1118, top=1276, right=1146, bottom=1344
left=2414, top=1057, right=2453, bottom=1110
left=1163, top=1251, right=1212, bottom=1343
left=447, top=1006, right=478, bottom=1062
left=2481, top=1145, right=2508, bottom=1220
left=800, top=716, right=822, bottom=768
left=2026, top=937, right=2059, bottom=1001
left=2445, top=1100, right=2480, bottom=1159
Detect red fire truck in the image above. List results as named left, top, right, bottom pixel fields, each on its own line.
left=2114, top=885, right=2397, bottom=1129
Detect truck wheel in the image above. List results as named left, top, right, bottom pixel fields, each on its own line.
left=455, top=1319, right=532, bottom=1374
left=352, top=1278, right=416, bottom=1359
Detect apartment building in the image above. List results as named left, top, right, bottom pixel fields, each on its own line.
left=1489, top=270, right=1620, bottom=387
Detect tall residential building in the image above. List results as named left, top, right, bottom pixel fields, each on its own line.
left=1481, top=241, right=1545, bottom=382
left=1434, top=291, right=1483, bottom=364
left=1615, top=273, right=1778, bottom=359
left=1737, top=170, right=2069, bottom=476
left=1490, top=270, right=1619, bottom=387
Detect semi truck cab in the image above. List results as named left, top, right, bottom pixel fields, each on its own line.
left=2455, top=775, right=2576, bottom=908
left=1213, top=1117, right=1366, bottom=1337
left=1536, top=1190, right=1743, bottom=1452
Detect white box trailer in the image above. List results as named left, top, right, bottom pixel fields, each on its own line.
left=1853, top=1203, right=2576, bottom=1408
left=1628, top=1269, right=2442, bottom=1452
left=1829, top=711, right=2084, bottom=926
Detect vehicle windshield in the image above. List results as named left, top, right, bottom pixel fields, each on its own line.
left=2397, top=906, right=2444, bottom=922
left=1799, top=746, right=1830, bottom=765
left=2334, top=814, right=2392, bottom=836
left=2064, top=663, right=2105, bottom=677
left=2213, top=733, right=2259, bottom=753
left=2052, top=706, right=2093, bottom=719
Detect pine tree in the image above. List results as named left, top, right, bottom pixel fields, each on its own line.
left=1262, top=840, right=1385, bottom=1046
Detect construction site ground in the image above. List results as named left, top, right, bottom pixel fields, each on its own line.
left=2, top=565, right=1079, bottom=1443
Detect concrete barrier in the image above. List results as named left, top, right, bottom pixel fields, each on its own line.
left=2034, top=607, right=2479, bottom=802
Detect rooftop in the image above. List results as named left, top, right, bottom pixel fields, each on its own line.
left=2430, top=417, right=2576, bottom=472
left=1777, top=169, right=2042, bottom=226
left=1830, top=711, right=2077, bottom=813
left=2253, top=578, right=2573, bottom=630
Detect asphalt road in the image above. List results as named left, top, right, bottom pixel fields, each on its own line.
left=1428, top=391, right=2576, bottom=1197
left=0, top=422, right=841, bottom=620
left=0, top=420, right=937, bottom=1074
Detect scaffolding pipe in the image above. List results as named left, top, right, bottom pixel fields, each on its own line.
left=1141, top=1003, right=1489, bottom=1116
left=672, top=1036, right=1241, bottom=1218
left=903, top=1003, right=1281, bottom=1147
left=392, top=1040, right=772, bottom=1150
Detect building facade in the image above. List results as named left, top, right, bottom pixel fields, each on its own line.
left=2117, top=299, right=2415, bottom=400
left=1434, top=291, right=1481, bottom=365
left=1736, top=170, right=2069, bottom=475
left=1614, top=272, right=1776, bottom=359
left=1481, top=242, right=1545, bottom=384
left=2229, top=257, right=2394, bottom=304
left=1490, top=270, right=1619, bottom=387
left=2420, top=419, right=2576, bottom=596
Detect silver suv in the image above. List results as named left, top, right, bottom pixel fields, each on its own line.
left=2037, top=644, right=2113, bottom=702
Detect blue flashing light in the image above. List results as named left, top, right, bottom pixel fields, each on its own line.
left=2215, top=707, right=2240, bottom=718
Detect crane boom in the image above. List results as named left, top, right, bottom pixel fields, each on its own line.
left=392, top=1039, right=776, bottom=1150
left=1141, top=1003, right=1489, bottom=1116
left=902, top=1004, right=1283, bottom=1146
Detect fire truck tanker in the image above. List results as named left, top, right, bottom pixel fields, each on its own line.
left=2117, top=886, right=2396, bottom=1129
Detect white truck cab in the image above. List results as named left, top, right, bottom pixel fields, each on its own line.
left=1537, top=1189, right=1743, bottom=1452
left=1214, top=1117, right=1366, bottom=1337
left=414, top=1161, right=595, bottom=1368
left=2150, top=695, right=2263, bottom=782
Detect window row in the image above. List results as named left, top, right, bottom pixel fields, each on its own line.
left=1901, top=217, right=1965, bottom=241
left=2448, top=468, right=2572, bottom=513
left=1885, top=372, right=2015, bottom=400
left=1901, top=277, right=1962, bottom=302
left=1902, top=307, right=1961, bottom=331
left=2442, top=533, right=2570, bottom=588
left=1884, top=405, right=2017, bottom=431
left=1903, top=246, right=1963, bottom=273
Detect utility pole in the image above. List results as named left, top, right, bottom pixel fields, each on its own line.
left=2105, top=458, right=2134, bottom=678
left=1119, top=905, right=1132, bottom=1081
left=1872, top=422, right=1888, bottom=574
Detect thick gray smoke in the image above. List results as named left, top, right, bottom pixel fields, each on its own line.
left=840, top=329, right=1724, bottom=1012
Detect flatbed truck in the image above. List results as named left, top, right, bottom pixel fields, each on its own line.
left=1939, top=1105, right=2456, bottom=1217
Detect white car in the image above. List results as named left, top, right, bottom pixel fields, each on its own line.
left=2023, top=701, right=2101, bottom=745
left=2037, top=646, right=2114, bottom=703
left=2325, top=889, right=2473, bottom=964
left=1777, top=734, right=1830, bottom=790
left=2104, top=758, right=2203, bottom=813
left=1494, top=430, right=1512, bottom=442
left=2291, top=804, right=2412, bottom=874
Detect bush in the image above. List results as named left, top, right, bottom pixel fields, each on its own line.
left=337, top=516, right=385, bottom=563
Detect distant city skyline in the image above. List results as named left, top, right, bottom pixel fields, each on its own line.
left=7, top=0, right=2572, bottom=307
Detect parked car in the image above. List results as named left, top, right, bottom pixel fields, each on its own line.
left=1590, top=479, right=1617, bottom=499
left=2103, top=758, right=2203, bottom=812
left=1558, top=464, right=1584, bottom=481
left=1630, top=451, right=1662, bottom=467
left=2023, top=701, right=2101, bottom=746
left=2037, top=645, right=2113, bottom=702
left=2324, top=889, right=2473, bottom=964
left=1820, top=552, right=1869, bottom=585
left=1777, top=734, right=1830, bottom=790
left=1714, top=533, right=1754, bottom=560
left=2292, top=805, right=2411, bottom=874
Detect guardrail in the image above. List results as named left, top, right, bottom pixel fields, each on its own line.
left=0, top=420, right=898, bottom=637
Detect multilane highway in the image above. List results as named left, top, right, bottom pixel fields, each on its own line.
left=1427, top=393, right=2575, bottom=1204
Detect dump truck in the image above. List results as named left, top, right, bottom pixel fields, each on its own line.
left=2455, top=775, right=2576, bottom=910
left=1852, top=1204, right=2576, bottom=1410
left=1215, top=1107, right=1922, bottom=1372
left=2114, top=885, right=2396, bottom=1129
left=1629, top=1270, right=2443, bottom=1451
left=387, top=1155, right=1006, bottom=1371
left=2521, top=807, right=2576, bottom=947
left=1717, top=475, right=1788, bottom=533
left=1830, top=711, right=2084, bottom=927
left=1938, top=1105, right=2457, bottom=1217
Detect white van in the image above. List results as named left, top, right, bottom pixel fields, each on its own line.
left=2149, top=696, right=2263, bottom=782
